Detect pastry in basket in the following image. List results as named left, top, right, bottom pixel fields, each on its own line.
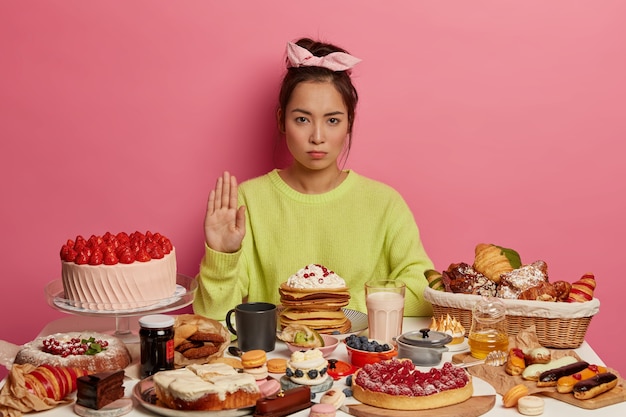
left=352, top=360, right=473, bottom=410
left=153, top=363, right=261, bottom=410
left=441, top=263, right=496, bottom=296
left=173, top=314, right=230, bottom=367
left=496, top=260, right=549, bottom=299
left=518, top=281, right=557, bottom=301
left=473, top=243, right=522, bottom=283
left=567, top=273, right=596, bottom=302
left=424, top=269, right=445, bottom=291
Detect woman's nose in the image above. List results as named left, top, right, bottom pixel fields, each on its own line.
left=309, top=125, right=324, bottom=144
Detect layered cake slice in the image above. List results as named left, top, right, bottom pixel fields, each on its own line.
left=76, top=370, right=125, bottom=409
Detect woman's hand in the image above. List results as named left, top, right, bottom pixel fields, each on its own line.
left=204, top=171, right=246, bottom=253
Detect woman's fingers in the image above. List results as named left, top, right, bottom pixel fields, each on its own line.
left=229, top=174, right=238, bottom=210
left=209, top=172, right=238, bottom=212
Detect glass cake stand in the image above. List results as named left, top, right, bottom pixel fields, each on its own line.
left=44, top=274, right=197, bottom=343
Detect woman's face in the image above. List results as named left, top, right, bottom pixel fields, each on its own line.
left=282, top=80, right=349, bottom=173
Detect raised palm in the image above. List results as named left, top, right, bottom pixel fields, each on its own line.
left=204, top=172, right=246, bottom=253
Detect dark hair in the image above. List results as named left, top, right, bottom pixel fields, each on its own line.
left=278, top=38, right=359, bottom=145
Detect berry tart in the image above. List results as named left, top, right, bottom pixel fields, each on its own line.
left=352, top=359, right=473, bottom=410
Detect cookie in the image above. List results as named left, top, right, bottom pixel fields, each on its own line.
left=267, top=358, right=287, bottom=373
left=175, top=340, right=204, bottom=353
left=188, top=331, right=226, bottom=343
left=181, top=343, right=220, bottom=359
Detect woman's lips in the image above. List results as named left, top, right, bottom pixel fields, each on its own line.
left=308, top=151, right=326, bottom=159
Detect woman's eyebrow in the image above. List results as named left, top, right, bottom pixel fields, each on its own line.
left=291, top=108, right=345, bottom=117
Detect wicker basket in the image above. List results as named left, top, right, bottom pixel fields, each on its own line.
left=423, top=287, right=600, bottom=349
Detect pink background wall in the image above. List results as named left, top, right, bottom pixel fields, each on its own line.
left=2, top=1, right=625, bottom=381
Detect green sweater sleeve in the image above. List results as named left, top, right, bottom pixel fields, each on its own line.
left=193, top=244, right=249, bottom=320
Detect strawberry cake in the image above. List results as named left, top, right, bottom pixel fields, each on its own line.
left=60, top=231, right=177, bottom=310
left=352, top=359, right=473, bottom=410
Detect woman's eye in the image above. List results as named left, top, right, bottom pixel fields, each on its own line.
left=328, top=118, right=340, bottom=125
left=295, top=117, right=308, bottom=123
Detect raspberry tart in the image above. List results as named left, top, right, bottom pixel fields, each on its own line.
left=14, top=332, right=131, bottom=374
left=60, top=231, right=176, bottom=310
left=352, top=359, right=473, bottom=410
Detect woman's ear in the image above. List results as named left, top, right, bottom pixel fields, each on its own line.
left=276, top=108, right=285, bottom=134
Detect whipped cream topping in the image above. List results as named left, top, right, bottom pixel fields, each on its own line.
left=153, top=363, right=259, bottom=401
left=288, top=349, right=326, bottom=369
left=286, top=264, right=346, bottom=289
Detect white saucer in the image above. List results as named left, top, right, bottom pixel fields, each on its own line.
left=446, top=337, right=469, bottom=352
left=74, top=398, right=133, bottom=417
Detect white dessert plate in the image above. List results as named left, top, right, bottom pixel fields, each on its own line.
left=133, top=376, right=255, bottom=417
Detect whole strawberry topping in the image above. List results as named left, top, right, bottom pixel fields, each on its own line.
left=60, top=231, right=173, bottom=266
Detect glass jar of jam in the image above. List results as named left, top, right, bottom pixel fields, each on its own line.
left=139, top=314, right=175, bottom=378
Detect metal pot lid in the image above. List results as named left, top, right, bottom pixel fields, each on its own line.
left=396, top=328, right=452, bottom=347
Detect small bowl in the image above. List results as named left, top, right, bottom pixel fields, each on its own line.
left=345, top=342, right=398, bottom=368
left=286, top=334, right=340, bottom=358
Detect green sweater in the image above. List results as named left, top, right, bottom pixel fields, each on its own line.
left=193, top=169, right=434, bottom=320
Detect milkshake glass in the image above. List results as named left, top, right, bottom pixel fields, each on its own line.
left=365, top=280, right=405, bottom=344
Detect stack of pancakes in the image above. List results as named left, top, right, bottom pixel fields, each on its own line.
left=278, top=282, right=351, bottom=334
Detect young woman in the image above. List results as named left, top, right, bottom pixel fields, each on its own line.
left=193, top=38, right=434, bottom=320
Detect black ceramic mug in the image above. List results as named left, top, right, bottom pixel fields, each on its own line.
left=225, top=302, right=277, bottom=352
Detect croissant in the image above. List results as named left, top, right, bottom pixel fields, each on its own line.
left=518, top=281, right=557, bottom=302
left=567, top=273, right=596, bottom=302
left=473, top=243, right=522, bottom=284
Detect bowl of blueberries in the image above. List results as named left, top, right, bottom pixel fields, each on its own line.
left=344, top=335, right=397, bottom=368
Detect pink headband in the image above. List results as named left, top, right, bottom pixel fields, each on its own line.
left=286, top=42, right=361, bottom=72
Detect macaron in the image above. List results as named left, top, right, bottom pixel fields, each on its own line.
left=517, top=395, right=544, bottom=416
left=309, top=403, right=336, bottom=417
left=267, top=358, right=288, bottom=373
left=257, top=378, right=281, bottom=397
left=320, top=389, right=346, bottom=409
left=244, top=364, right=269, bottom=380
left=502, top=383, right=530, bottom=408
left=241, top=349, right=267, bottom=369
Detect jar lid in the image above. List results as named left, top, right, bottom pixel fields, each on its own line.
left=396, top=328, right=452, bottom=347
left=139, top=314, right=175, bottom=329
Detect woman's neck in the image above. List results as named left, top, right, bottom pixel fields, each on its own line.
left=278, top=165, right=348, bottom=194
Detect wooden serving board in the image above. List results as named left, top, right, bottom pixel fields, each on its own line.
left=341, top=395, right=495, bottom=417
left=452, top=352, right=626, bottom=410
left=538, top=379, right=626, bottom=410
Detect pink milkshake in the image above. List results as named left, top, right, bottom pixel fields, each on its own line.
left=365, top=280, right=406, bottom=344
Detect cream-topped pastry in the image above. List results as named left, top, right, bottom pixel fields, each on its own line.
left=286, top=349, right=329, bottom=386
left=286, top=264, right=346, bottom=289
left=153, top=364, right=261, bottom=410
left=429, top=314, right=465, bottom=344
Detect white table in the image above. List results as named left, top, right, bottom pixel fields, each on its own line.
left=13, top=315, right=626, bottom=416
